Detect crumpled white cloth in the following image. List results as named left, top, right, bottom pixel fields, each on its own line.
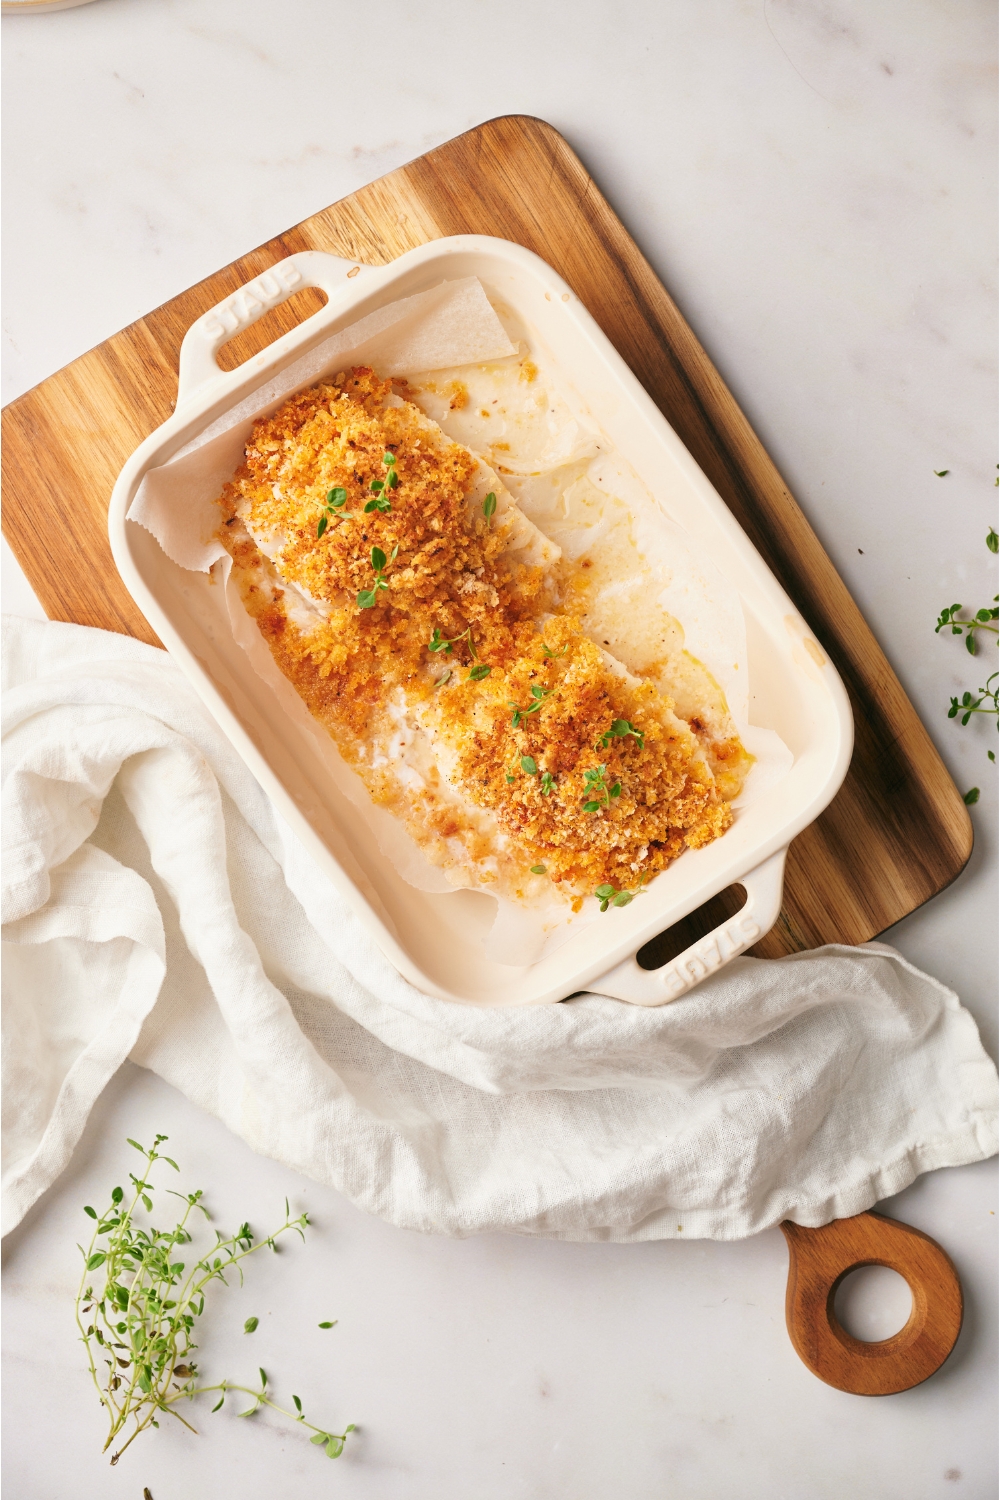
left=2, top=615, right=996, bottom=1241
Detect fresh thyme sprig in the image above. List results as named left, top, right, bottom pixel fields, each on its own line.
left=364, top=451, right=398, bottom=514
left=482, top=492, right=497, bottom=523
left=935, top=600, right=999, bottom=656
left=210, top=1372, right=354, bottom=1460
left=582, top=764, right=621, bottom=812
left=508, top=685, right=552, bottom=727
left=316, top=487, right=348, bottom=537
left=75, top=1135, right=355, bottom=1467
left=597, top=719, right=644, bottom=751
left=426, top=626, right=490, bottom=679
left=949, top=675, right=999, bottom=727
left=935, top=527, right=999, bottom=774
left=429, top=625, right=478, bottom=658
left=518, top=756, right=556, bottom=794
left=594, top=875, right=647, bottom=912
left=358, top=544, right=398, bottom=609
left=541, top=641, right=569, bottom=660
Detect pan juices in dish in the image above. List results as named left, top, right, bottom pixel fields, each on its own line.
left=216, top=364, right=754, bottom=914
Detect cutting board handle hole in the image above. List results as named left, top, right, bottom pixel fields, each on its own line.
left=832, top=1264, right=914, bottom=1343
left=216, top=286, right=329, bottom=372
left=636, top=883, right=747, bottom=971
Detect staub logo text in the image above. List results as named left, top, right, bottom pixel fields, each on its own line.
left=201, top=263, right=303, bottom=339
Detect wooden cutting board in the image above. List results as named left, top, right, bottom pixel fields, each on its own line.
left=1, top=114, right=972, bottom=961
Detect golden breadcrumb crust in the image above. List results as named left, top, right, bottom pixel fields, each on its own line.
left=217, top=368, right=734, bottom=897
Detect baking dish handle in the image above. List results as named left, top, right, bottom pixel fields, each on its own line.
left=176, top=250, right=378, bottom=406
left=586, top=847, right=787, bottom=1006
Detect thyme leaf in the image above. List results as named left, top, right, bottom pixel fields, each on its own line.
left=428, top=625, right=479, bottom=660
left=357, top=543, right=398, bottom=610
left=598, top=719, right=644, bottom=751
left=316, top=487, right=349, bottom=535
left=508, top=685, right=552, bottom=727
left=364, top=452, right=398, bottom=513
left=581, top=764, right=621, bottom=811
left=594, top=875, right=648, bottom=912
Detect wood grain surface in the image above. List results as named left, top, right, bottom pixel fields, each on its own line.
left=780, top=1213, right=964, bottom=1395
left=1, top=114, right=973, bottom=959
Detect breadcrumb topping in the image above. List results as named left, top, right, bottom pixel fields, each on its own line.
left=217, top=368, right=735, bottom=900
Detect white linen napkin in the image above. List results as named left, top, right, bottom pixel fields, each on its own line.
left=3, top=614, right=996, bottom=1240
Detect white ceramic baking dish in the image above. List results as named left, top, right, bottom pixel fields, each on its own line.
left=109, top=237, right=853, bottom=1007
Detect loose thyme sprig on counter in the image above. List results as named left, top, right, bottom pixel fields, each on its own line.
left=935, top=526, right=999, bottom=786
left=75, top=1135, right=355, bottom=1467
left=935, top=600, right=999, bottom=656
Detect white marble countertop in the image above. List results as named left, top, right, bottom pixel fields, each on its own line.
left=2, top=2, right=996, bottom=1496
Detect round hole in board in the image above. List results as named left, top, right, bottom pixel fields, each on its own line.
left=832, top=1265, right=913, bottom=1342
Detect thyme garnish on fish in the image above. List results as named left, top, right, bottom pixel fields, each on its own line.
left=594, top=875, right=647, bottom=912
left=519, top=756, right=556, bottom=793
left=482, top=492, right=497, bottom=523
left=597, top=719, right=644, bottom=751
left=357, top=544, right=398, bottom=609
left=508, top=686, right=552, bottom=727
left=428, top=626, right=478, bottom=658
left=364, top=451, right=398, bottom=514
left=427, top=625, right=489, bottom=678
left=581, top=764, right=621, bottom=812
left=316, top=487, right=348, bottom=537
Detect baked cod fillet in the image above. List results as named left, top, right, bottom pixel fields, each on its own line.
left=216, top=367, right=747, bottom=908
